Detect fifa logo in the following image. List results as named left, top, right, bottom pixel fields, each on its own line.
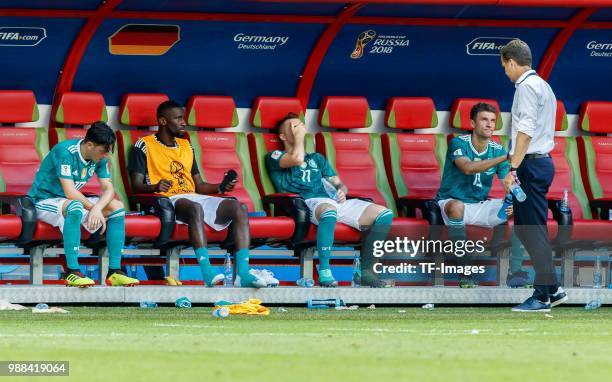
left=350, top=30, right=376, bottom=59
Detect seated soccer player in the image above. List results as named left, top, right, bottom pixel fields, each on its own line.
left=28, top=122, right=138, bottom=287
left=128, top=100, right=266, bottom=288
left=435, top=102, right=512, bottom=288
left=265, top=113, right=393, bottom=287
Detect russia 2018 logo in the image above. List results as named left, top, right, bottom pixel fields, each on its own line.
left=350, top=30, right=376, bottom=59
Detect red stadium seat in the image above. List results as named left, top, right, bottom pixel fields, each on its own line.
left=50, top=91, right=109, bottom=197
left=0, top=90, right=39, bottom=123
left=319, top=96, right=372, bottom=129
left=0, top=91, right=39, bottom=243
left=315, top=96, right=430, bottom=240
left=54, top=91, right=108, bottom=126
left=187, top=95, right=238, bottom=128
left=382, top=97, right=445, bottom=210
left=0, top=90, right=54, bottom=244
left=250, top=96, right=304, bottom=129
left=450, top=98, right=503, bottom=131
left=577, top=101, right=612, bottom=221
left=119, top=93, right=169, bottom=127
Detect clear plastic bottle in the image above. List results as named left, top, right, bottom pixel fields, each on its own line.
left=212, top=306, right=230, bottom=318
left=351, top=254, right=361, bottom=287
left=585, top=299, right=602, bottom=310
left=139, top=300, right=157, bottom=308
left=593, top=255, right=602, bottom=289
left=321, top=178, right=338, bottom=201
left=86, top=265, right=96, bottom=279
left=560, top=188, right=570, bottom=214
left=296, top=278, right=315, bottom=287
left=608, top=251, right=612, bottom=289
left=223, top=253, right=233, bottom=287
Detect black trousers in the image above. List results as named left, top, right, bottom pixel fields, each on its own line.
left=513, top=157, right=557, bottom=301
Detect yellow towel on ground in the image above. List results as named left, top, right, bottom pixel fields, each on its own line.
left=216, top=299, right=269, bottom=316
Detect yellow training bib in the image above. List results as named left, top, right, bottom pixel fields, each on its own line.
left=141, top=135, right=196, bottom=197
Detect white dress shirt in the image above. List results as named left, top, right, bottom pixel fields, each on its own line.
left=510, top=69, right=556, bottom=155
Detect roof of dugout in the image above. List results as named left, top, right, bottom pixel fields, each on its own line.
left=1, top=0, right=611, bottom=117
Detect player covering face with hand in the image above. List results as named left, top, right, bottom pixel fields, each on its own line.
left=266, top=113, right=394, bottom=287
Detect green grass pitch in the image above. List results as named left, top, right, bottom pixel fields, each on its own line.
left=1, top=307, right=611, bottom=381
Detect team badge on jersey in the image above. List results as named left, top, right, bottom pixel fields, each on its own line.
left=271, top=150, right=282, bottom=160
left=61, top=165, right=71, bottom=177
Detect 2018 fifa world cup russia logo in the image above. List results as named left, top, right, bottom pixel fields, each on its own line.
left=350, top=30, right=376, bottom=59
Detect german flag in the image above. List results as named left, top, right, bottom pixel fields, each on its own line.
left=109, top=24, right=180, bottom=56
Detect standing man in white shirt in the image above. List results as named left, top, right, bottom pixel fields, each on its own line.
left=500, top=39, right=567, bottom=312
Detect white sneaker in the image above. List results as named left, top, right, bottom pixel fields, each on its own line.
left=249, top=269, right=280, bottom=287
left=234, top=273, right=267, bottom=288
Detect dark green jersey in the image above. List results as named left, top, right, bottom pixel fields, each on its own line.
left=436, top=135, right=510, bottom=203
left=28, top=139, right=110, bottom=202
left=265, top=151, right=336, bottom=200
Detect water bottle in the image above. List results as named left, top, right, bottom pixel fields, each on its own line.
left=321, top=178, right=338, bottom=201
left=139, top=300, right=157, bottom=308
left=223, top=253, right=233, bottom=287
left=608, top=252, right=612, bottom=289
left=585, top=299, right=602, bottom=310
left=212, top=306, right=230, bottom=318
left=560, top=188, right=570, bottom=214
left=497, top=194, right=513, bottom=221
left=593, top=255, right=602, bottom=288
left=510, top=183, right=527, bottom=202
left=35, top=303, right=49, bottom=310
left=351, top=254, right=361, bottom=287
left=175, top=297, right=192, bottom=309
left=296, top=278, right=314, bottom=287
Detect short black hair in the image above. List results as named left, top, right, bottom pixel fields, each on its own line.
left=84, top=121, right=116, bottom=152
left=275, top=112, right=300, bottom=131
left=157, top=100, right=183, bottom=118
left=500, top=39, right=532, bottom=67
left=470, top=102, right=498, bottom=121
